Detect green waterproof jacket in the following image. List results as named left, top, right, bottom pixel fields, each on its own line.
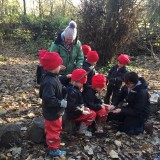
left=50, top=33, right=84, bottom=75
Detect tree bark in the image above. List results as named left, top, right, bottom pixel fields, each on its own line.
left=23, top=0, right=26, bottom=15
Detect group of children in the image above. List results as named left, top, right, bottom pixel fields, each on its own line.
left=38, top=45, right=150, bottom=157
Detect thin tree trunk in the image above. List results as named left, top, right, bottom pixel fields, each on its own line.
left=39, top=0, right=42, bottom=18
left=23, top=0, right=26, bottom=15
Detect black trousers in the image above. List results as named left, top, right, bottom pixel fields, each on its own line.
left=107, top=112, right=145, bottom=135
left=104, top=84, right=120, bottom=104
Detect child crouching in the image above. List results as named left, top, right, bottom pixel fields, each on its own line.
left=83, top=74, right=114, bottom=133
left=66, top=69, right=96, bottom=136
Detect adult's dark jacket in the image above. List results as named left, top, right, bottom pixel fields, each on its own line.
left=107, top=65, right=127, bottom=88
left=112, top=81, right=150, bottom=119
left=66, top=84, right=84, bottom=120
left=83, top=85, right=102, bottom=111
left=39, top=72, right=65, bottom=120
left=83, top=61, right=96, bottom=85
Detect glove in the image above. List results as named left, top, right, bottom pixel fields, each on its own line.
left=83, top=110, right=90, bottom=115
left=60, top=99, right=67, bottom=108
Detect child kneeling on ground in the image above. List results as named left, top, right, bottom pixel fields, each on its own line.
left=66, top=69, right=96, bottom=136
left=83, top=74, right=114, bottom=133
left=39, top=51, right=67, bottom=157
left=108, top=71, right=150, bottom=135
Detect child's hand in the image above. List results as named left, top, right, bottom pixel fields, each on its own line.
left=111, top=108, right=121, bottom=113
left=60, top=99, right=67, bottom=108
left=60, top=65, right=66, bottom=70
left=84, top=107, right=90, bottom=111
left=66, top=74, right=72, bottom=78
left=83, top=110, right=90, bottom=115
left=107, top=105, right=115, bottom=111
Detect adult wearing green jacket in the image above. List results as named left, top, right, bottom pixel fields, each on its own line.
left=50, top=21, right=84, bottom=75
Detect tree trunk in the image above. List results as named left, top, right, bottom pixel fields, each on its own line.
left=23, top=0, right=26, bottom=15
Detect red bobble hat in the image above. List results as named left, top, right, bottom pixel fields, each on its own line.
left=71, top=69, right=87, bottom=84
left=38, top=49, right=47, bottom=65
left=92, top=74, right=107, bottom=89
left=117, top=54, right=130, bottom=65
left=82, top=45, right=91, bottom=56
left=41, top=51, right=63, bottom=71
left=87, top=51, right=99, bottom=63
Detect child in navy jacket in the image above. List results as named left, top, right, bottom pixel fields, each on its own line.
left=83, top=50, right=99, bottom=86
left=83, top=74, right=114, bottom=133
left=37, top=49, right=71, bottom=86
left=104, top=54, right=130, bottom=104
left=66, top=69, right=96, bottom=136
left=82, top=44, right=91, bottom=62
left=39, top=51, right=67, bottom=157
left=108, top=72, right=150, bottom=135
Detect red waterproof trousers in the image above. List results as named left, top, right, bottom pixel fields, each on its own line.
left=96, top=107, right=108, bottom=121
left=45, top=117, right=62, bottom=150
left=75, top=110, right=96, bottom=125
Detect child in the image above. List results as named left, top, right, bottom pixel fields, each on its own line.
left=82, top=44, right=91, bottom=62
left=37, top=49, right=71, bottom=86
left=36, top=49, right=47, bottom=84
left=83, top=74, right=114, bottom=133
left=108, top=72, right=150, bottom=135
left=39, top=51, right=67, bottom=157
left=83, top=50, right=99, bottom=86
left=66, top=68, right=96, bottom=136
left=104, top=54, right=130, bottom=104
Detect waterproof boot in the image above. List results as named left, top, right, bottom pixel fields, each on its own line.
left=49, top=149, right=66, bottom=157
left=144, top=121, right=153, bottom=135
left=79, top=122, right=92, bottom=137
left=95, top=121, right=105, bottom=133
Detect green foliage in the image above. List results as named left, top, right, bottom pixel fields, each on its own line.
left=19, top=37, right=52, bottom=54
left=1, top=14, right=71, bottom=54
left=97, top=62, right=115, bottom=75
left=12, top=29, right=32, bottom=42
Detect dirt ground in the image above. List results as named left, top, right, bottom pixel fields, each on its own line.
left=0, top=43, right=160, bottom=160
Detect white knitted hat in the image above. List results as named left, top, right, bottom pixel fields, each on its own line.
left=64, top=21, right=77, bottom=40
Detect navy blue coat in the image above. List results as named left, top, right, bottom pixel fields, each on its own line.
left=107, top=65, right=127, bottom=88
left=83, top=85, right=102, bottom=111
left=112, top=82, right=150, bottom=119
left=39, top=72, right=65, bottom=120
left=66, top=85, right=84, bottom=120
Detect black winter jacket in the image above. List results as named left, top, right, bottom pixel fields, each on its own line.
left=83, top=85, right=103, bottom=111
left=39, top=72, right=65, bottom=120
left=66, top=85, right=84, bottom=120
left=112, top=81, right=150, bottom=119
left=83, top=61, right=96, bottom=85
left=107, top=65, right=127, bottom=88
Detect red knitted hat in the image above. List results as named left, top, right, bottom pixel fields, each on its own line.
left=71, top=69, right=87, bottom=84
left=92, top=74, right=107, bottom=89
left=117, top=54, right=130, bottom=65
left=87, top=51, right=99, bottom=63
left=82, top=45, right=91, bottom=56
left=41, top=51, right=63, bottom=71
left=38, top=49, right=47, bottom=65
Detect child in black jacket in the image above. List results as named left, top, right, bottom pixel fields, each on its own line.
left=66, top=69, right=96, bottom=136
left=39, top=51, right=67, bottom=157
left=37, top=49, right=71, bottom=86
left=104, top=54, right=130, bottom=104
left=82, top=44, right=91, bottom=62
left=83, top=74, right=114, bottom=133
left=108, top=72, right=150, bottom=135
left=83, top=50, right=99, bottom=86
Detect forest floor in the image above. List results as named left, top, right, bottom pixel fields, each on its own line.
left=0, top=42, right=160, bottom=160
